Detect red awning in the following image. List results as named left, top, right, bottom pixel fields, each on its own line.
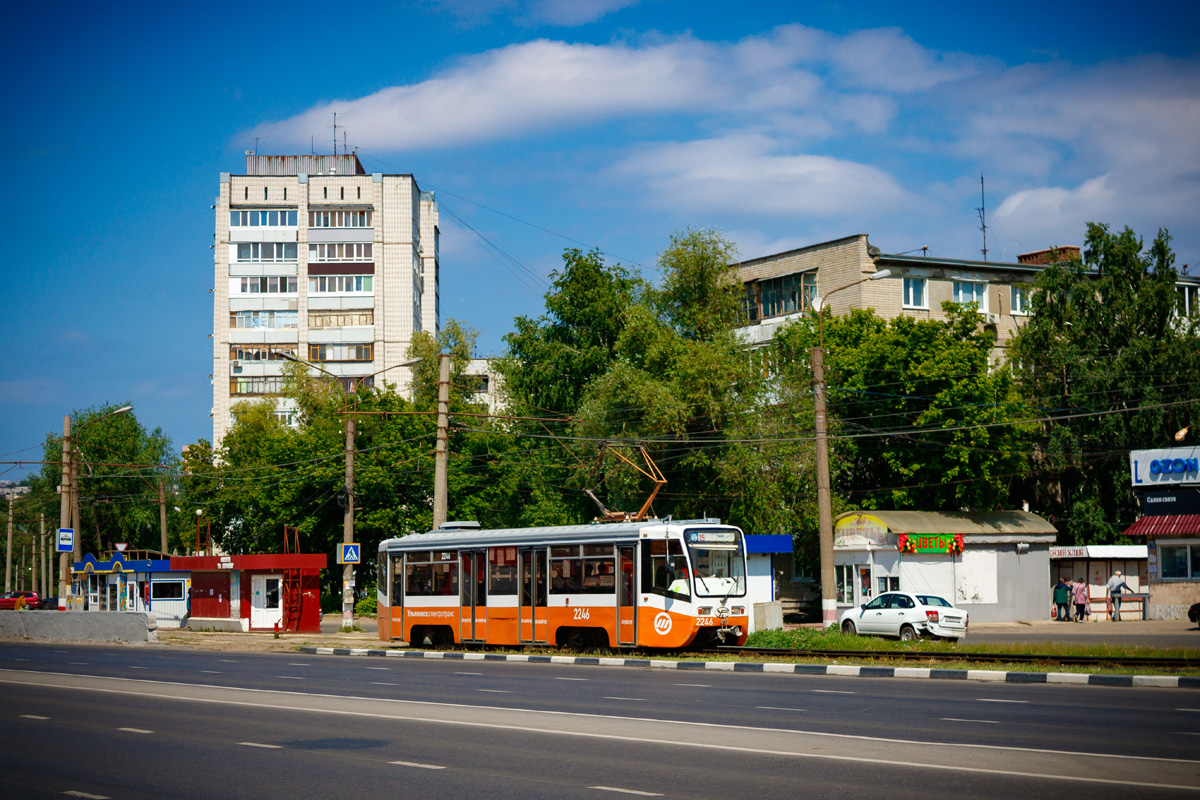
left=1123, top=514, right=1200, bottom=538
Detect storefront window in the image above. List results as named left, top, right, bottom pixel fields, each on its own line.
left=1192, top=546, right=1200, bottom=579
left=835, top=564, right=852, bottom=603
left=1160, top=545, right=1189, bottom=579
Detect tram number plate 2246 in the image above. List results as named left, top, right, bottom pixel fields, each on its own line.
left=573, top=608, right=591, bottom=620
left=696, top=617, right=715, bottom=626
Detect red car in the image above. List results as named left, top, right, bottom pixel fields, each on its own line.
left=0, top=591, right=41, bottom=610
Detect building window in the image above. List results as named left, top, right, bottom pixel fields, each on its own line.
left=284, top=188, right=287, bottom=200
left=244, top=187, right=248, bottom=199
left=230, top=210, right=299, bottom=227
left=231, top=276, right=298, bottom=294
left=264, top=187, right=268, bottom=200
left=308, top=209, right=372, bottom=228
left=308, top=242, right=373, bottom=262
left=340, top=187, right=345, bottom=199
left=307, top=275, right=373, bottom=294
left=309, top=343, right=373, bottom=362
left=835, top=564, right=853, bottom=604
left=1177, top=284, right=1199, bottom=317
left=230, top=376, right=287, bottom=396
left=230, top=346, right=297, bottom=361
left=235, top=242, right=298, bottom=263
left=324, top=187, right=328, bottom=199
left=903, top=277, right=927, bottom=309
left=953, top=280, right=988, bottom=311
left=340, top=376, right=373, bottom=392
left=230, top=310, right=298, bottom=329
left=273, top=409, right=297, bottom=426
left=357, top=187, right=361, bottom=199
left=1159, top=543, right=1200, bottom=580
left=1011, top=286, right=1030, bottom=316
left=308, top=310, right=373, bottom=328
left=746, top=272, right=817, bottom=321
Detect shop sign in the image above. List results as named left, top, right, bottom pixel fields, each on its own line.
left=1141, top=489, right=1200, bottom=516
left=835, top=514, right=889, bottom=547
left=1050, top=546, right=1087, bottom=559
left=1130, top=448, right=1200, bottom=487
left=898, top=533, right=963, bottom=555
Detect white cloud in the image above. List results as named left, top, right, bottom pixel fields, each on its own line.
left=826, top=27, right=986, bottom=92
left=612, top=133, right=908, bottom=216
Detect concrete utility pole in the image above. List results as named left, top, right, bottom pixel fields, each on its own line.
left=342, top=406, right=356, bottom=630
left=40, top=513, right=47, bottom=597
left=810, top=269, right=892, bottom=627
left=58, top=415, right=71, bottom=608
left=31, top=516, right=38, bottom=597
left=432, top=353, right=451, bottom=530
left=5, top=491, right=12, bottom=592
left=158, top=480, right=168, bottom=553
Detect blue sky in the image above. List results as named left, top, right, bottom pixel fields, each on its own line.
left=3, top=1, right=1198, bottom=480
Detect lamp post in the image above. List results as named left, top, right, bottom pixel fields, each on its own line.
left=58, top=404, right=133, bottom=610
left=810, top=270, right=891, bottom=627
left=278, top=353, right=422, bottom=629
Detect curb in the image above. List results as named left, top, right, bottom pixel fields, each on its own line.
left=298, top=647, right=1200, bottom=689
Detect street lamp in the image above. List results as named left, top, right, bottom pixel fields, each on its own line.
left=58, top=404, right=133, bottom=610
left=810, top=270, right=891, bottom=627
left=1175, top=425, right=1194, bottom=442
left=277, top=353, right=422, bottom=629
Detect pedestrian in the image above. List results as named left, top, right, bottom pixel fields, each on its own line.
left=1052, top=577, right=1070, bottom=621
left=1106, top=571, right=1132, bottom=621
left=1072, top=577, right=1089, bottom=622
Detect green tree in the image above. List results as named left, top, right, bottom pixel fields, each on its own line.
left=407, top=318, right=481, bottom=405
left=1009, top=223, right=1200, bottom=543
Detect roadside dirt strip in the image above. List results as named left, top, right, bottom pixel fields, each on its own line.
left=2, top=668, right=1198, bottom=792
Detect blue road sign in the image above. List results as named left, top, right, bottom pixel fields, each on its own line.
left=57, top=528, right=74, bottom=553
left=339, top=543, right=361, bottom=564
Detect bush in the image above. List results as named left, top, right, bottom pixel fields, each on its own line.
left=355, top=595, right=377, bottom=617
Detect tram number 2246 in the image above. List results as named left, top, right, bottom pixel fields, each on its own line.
left=572, top=608, right=591, bottom=620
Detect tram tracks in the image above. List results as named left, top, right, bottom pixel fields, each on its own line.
left=706, top=646, right=1200, bottom=671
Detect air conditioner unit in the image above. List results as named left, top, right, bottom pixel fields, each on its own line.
left=232, top=360, right=241, bottom=367
left=984, top=313, right=1000, bottom=325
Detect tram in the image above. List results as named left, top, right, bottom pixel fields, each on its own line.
left=376, top=519, right=749, bottom=649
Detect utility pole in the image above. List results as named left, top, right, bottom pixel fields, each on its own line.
left=4, top=491, right=12, bottom=592
left=342, top=405, right=356, bottom=630
left=58, top=415, right=71, bottom=609
left=812, top=346, right=835, bottom=627
left=40, top=513, right=47, bottom=597
left=432, top=353, right=451, bottom=529
left=31, top=516, right=38, bottom=597
left=158, top=480, right=168, bottom=553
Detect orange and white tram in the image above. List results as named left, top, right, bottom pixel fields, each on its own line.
left=376, top=519, right=749, bottom=649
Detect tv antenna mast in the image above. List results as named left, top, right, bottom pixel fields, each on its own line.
left=976, top=174, right=989, bottom=262
left=330, top=111, right=339, bottom=155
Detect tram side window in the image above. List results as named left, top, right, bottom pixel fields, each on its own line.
left=641, top=539, right=689, bottom=599
left=582, top=544, right=615, bottom=594
left=431, top=553, right=458, bottom=597
left=489, top=547, right=518, bottom=595
left=406, top=551, right=433, bottom=596
left=391, top=556, right=404, bottom=604
left=550, top=545, right=582, bottom=593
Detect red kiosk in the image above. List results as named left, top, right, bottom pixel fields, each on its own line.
left=170, top=552, right=325, bottom=632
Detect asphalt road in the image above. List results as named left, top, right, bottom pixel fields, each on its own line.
left=1, top=642, right=1198, bottom=798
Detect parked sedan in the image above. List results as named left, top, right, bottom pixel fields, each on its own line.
left=839, top=591, right=968, bottom=641
left=0, top=591, right=41, bottom=610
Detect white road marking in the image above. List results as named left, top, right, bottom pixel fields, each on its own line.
left=239, top=742, right=281, bottom=749
left=68, top=662, right=86, bottom=665
left=604, top=697, right=646, bottom=702
left=371, top=682, right=401, bottom=686
left=14, top=658, right=30, bottom=662
left=118, top=727, right=154, bottom=734
left=757, top=707, right=805, bottom=712
left=589, top=787, right=663, bottom=796
left=979, top=699, right=1028, bottom=704
left=674, top=683, right=710, bottom=687
left=287, top=663, right=309, bottom=667
left=278, top=676, right=305, bottom=680
left=556, top=677, right=588, bottom=681
left=1178, top=732, right=1200, bottom=735
left=390, top=760, right=445, bottom=769
left=63, top=791, right=109, bottom=799
left=477, top=689, right=511, bottom=693
left=21, top=714, right=50, bottom=720
left=220, top=659, right=238, bottom=663
left=366, top=667, right=390, bottom=671
left=200, top=670, right=222, bottom=674
left=129, top=666, right=148, bottom=670
left=454, top=671, right=483, bottom=675
left=53, top=650, right=68, bottom=654
left=942, top=718, right=1001, bottom=725
left=1176, top=708, right=1200, bottom=712
left=813, top=690, right=854, bottom=695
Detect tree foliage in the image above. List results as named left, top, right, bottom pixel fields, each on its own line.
left=1009, top=223, right=1200, bottom=543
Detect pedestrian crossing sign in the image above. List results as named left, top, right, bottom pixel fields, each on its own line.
left=339, top=543, right=361, bottom=564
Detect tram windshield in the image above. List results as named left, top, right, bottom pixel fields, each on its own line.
left=684, top=528, right=746, bottom=598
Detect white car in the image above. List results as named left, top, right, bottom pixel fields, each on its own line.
left=839, top=591, right=968, bottom=641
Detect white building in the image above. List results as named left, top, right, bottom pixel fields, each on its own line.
left=212, top=154, right=438, bottom=445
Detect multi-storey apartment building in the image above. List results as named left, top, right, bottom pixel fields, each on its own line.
left=212, top=154, right=438, bottom=446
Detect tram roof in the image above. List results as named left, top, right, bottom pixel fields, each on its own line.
left=378, top=519, right=734, bottom=551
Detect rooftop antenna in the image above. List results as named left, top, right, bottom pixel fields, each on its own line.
left=252, top=136, right=264, bottom=156
left=330, top=111, right=339, bottom=156
left=311, top=135, right=315, bottom=156
left=977, top=174, right=989, bottom=262
left=343, top=131, right=348, bottom=157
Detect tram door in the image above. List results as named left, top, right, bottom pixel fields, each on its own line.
left=617, top=545, right=636, bottom=646
left=519, top=548, right=548, bottom=643
left=460, top=550, right=487, bottom=642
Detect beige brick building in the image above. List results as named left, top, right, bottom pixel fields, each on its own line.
left=212, top=154, right=438, bottom=446
left=736, top=234, right=1052, bottom=358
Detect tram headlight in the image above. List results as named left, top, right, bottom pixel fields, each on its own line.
left=696, top=607, right=712, bottom=615
left=731, top=606, right=745, bottom=616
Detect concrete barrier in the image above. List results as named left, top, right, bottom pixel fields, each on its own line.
left=0, top=611, right=157, bottom=643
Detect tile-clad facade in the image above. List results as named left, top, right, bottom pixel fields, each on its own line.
left=212, top=155, right=438, bottom=447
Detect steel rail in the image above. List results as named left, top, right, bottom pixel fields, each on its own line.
left=711, top=646, right=1199, bottom=670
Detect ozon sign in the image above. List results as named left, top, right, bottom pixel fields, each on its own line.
left=653, top=612, right=672, bottom=634
left=1130, top=448, right=1200, bottom=487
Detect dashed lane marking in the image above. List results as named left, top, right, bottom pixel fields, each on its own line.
left=239, top=742, right=281, bottom=749
left=603, top=697, right=646, bottom=702
left=200, top=670, right=222, bottom=674
left=477, top=689, right=511, bottom=693
left=390, top=760, right=445, bottom=769
left=14, top=658, right=30, bottom=662
left=454, top=672, right=483, bottom=675
left=589, top=787, right=663, bottom=796
left=21, top=715, right=50, bottom=720
left=63, top=791, right=109, bottom=799
left=979, top=699, right=1028, bottom=704
left=371, top=682, right=402, bottom=686
left=278, top=676, right=305, bottom=680
left=220, top=659, right=239, bottom=663
left=812, top=690, right=854, bottom=695
left=941, top=719, right=1001, bottom=724
left=557, top=677, right=588, bottom=681
left=366, top=667, right=390, bottom=671
left=757, top=707, right=805, bottom=712
left=118, top=727, right=154, bottom=734
left=674, top=683, right=710, bottom=687
left=129, top=666, right=148, bottom=670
